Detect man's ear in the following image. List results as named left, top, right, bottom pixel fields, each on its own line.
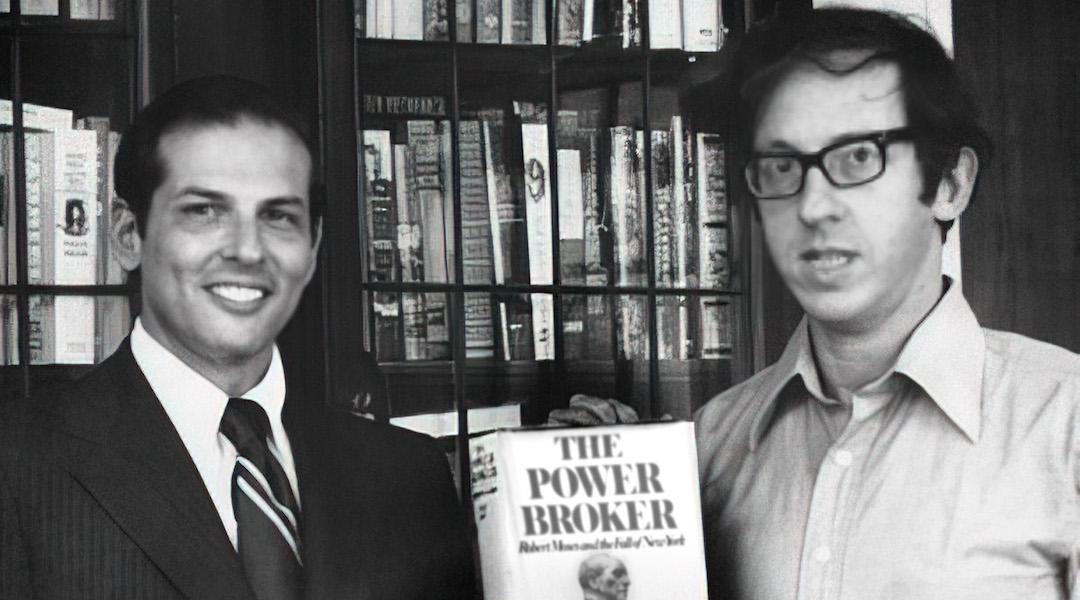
left=930, top=147, right=978, bottom=222
left=111, top=198, right=143, bottom=272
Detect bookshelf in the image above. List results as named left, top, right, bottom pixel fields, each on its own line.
left=319, top=0, right=759, bottom=496
left=0, top=0, right=145, bottom=403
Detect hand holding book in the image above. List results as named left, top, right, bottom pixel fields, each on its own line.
left=547, top=394, right=671, bottom=425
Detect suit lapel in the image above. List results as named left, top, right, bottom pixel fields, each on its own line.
left=53, top=342, right=256, bottom=600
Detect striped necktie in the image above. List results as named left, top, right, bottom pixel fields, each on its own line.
left=220, top=397, right=303, bottom=600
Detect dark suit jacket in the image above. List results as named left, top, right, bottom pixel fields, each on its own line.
left=0, top=340, right=475, bottom=599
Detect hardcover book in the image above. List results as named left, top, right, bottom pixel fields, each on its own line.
left=470, top=421, right=708, bottom=600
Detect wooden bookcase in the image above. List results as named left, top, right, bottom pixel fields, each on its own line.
left=0, top=0, right=143, bottom=404
left=317, top=0, right=763, bottom=497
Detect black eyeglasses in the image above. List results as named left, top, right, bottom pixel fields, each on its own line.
left=744, top=127, right=915, bottom=200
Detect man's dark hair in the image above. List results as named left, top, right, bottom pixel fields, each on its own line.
left=113, top=74, right=325, bottom=240
left=716, top=7, right=991, bottom=227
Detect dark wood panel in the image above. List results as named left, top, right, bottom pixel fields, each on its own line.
left=955, top=0, right=1080, bottom=352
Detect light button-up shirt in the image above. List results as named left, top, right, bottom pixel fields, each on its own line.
left=694, top=282, right=1080, bottom=600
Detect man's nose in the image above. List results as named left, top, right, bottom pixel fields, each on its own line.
left=797, top=166, right=845, bottom=227
left=223, top=216, right=265, bottom=263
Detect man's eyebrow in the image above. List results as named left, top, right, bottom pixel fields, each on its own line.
left=754, top=130, right=888, bottom=154
left=176, top=186, right=229, bottom=202
left=260, top=196, right=308, bottom=209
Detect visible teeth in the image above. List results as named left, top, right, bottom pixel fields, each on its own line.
left=808, top=253, right=852, bottom=269
left=211, top=284, right=265, bottom=302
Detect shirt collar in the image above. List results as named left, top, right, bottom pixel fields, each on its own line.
left=130, top=317, right=288, bottom=452
left=748, top=278, right=985, bottom=449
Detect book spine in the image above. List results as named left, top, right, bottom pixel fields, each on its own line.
left=28, top=294, right=54, bottom=364
left=648, top=0, right=682, bottom=49
left=556, top=145, right=586, bottom=359
left=69, top=0, right=97, bottom=19
left=24, top=131, right=55, bottom=285
left=362, top=129, right=402, bottom=360
left=520, top=122, right=554, bottom=360
left=393, top=0, right=425, bottom=40
left=609, top=126, right=646, bottom=287
left=104, top=131, right=124, bottom=284
left=556, top=0, right=585, bottom=46
left=424, top=0, right=451, bottom=41
left=622, top=0, right=641, bottom=48
left=21, top=0, right=59, bottom=16
left=408, top=121, right=449, bottom=283
left=651, top=130, right=677, bottom=359
left=503, top=0, right=532, bottom=44
left=681, top=0, right=719, bottom=51
left=530, top=0, right=545, bottom=44
left=456, top=0, right=474, bottom=42
left=476, top=0, right=501, bottom=43
left=0, top=132, right=12, bottom=286
left=459, top=120, right=496, bottom=358
left=76, top=116, right=111, bottom=285
left=696, top=133, right=729, bottom=290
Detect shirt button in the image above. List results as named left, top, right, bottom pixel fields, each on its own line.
left=833, top=449, right=853, bottom=467
left=812, top=546, right=832, bottom=563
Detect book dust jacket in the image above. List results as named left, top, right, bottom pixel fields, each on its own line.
left=470, top=421, right=707, bottom=599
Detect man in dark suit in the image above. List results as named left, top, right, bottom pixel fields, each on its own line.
left=0, top=76, right=474, bottom=599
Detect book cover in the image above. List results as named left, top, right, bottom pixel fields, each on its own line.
left=54, top=128, right=98, bottom=365
left=54, top=128, right=98, bottom=286
left=470, top=421, right=708, bottom=600
left=476, top=0, right=501, bottom=43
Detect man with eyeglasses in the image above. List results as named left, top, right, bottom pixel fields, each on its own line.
left=693, top=7, right=1080, bottom=600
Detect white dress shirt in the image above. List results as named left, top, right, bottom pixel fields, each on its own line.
left=130, top=317, right=300, bottom=550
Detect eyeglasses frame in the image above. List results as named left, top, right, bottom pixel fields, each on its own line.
left=744, top=127, right=917, bottom=200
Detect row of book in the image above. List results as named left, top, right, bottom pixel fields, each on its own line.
left=1, top=100, right=129, bottom=364
left=0, top=0, right=116, bottom=20
left=360, top=101, right=733, bottom=363
left=358, top=0, right=724, bottom=51
left=0, top=294, right=129, bottom=365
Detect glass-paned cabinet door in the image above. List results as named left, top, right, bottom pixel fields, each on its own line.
left=2, top=3, right=136, bottom=384
left=351, top=0, right=745, bottom=436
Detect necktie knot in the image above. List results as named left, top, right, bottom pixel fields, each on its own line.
left=220, top=397, right=273, bottom=457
